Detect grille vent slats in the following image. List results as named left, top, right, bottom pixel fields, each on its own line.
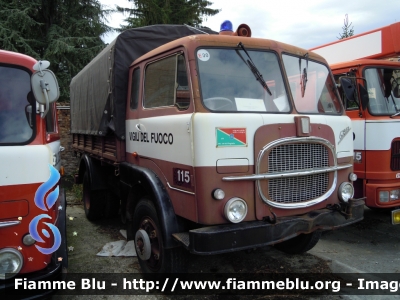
left=267, top=143, right=329, bottom=203
left=391, top=141, right=400, bottom=171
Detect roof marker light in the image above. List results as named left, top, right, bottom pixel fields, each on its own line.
left=220, top=20, right=233, bottom=32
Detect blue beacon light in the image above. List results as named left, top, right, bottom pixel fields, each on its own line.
left=220, top=20, right=233, bottom=32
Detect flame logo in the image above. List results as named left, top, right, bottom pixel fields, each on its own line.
left=29, top=164, right=62, bottom=255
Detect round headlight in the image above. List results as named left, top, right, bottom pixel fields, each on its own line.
left=212, top=189, right=225, bottom=200
left=0, top=248, right=23, bottom=279
left=23, top=234, right=36, bottom=246
left=224, top=197, right=248, bottom=223
left=338, top=182, right=354, bottom=202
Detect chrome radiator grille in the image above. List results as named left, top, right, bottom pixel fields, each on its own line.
left=267, top=143, right=329, bottom=203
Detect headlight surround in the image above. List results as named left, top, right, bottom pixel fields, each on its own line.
left=379, top=189, right=400, bottom=202
left=0, top=248, right=23, bottom=280
left=224, top=197, right=248, bottom=223
left=338, top=182, right=354, bottom=202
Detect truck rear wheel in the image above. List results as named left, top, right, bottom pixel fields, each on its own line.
left=82, top=172, right=106, bottom=221
left=274, top=230, right=321, bottom=254
left=132, top=198, right=186, bottom=273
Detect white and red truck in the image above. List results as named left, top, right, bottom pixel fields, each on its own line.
left=310, top=22, right=400, bottom=223
left=71, top=22, right=364, bottom=273
left=0, top=49, right=67, bottom=297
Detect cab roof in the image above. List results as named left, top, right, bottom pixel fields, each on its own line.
left=132, top=34, right=327, bottom=67
left=0, top=49, right=36, bottom=72
left=331, top=58, right=400, bottom=70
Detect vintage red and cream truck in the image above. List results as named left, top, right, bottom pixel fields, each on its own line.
left=310, top=22, right=400, bottom=223
left=0, top=49, right=67, bottom=296
left=71, top=22, right=364, bottom=273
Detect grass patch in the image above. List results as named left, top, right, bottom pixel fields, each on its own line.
left=70, top=183, right=83, bottom=201
left=62, top=174, right=83, bottom=204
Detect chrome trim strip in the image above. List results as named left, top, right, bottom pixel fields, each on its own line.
left=0, top=221, right=21, bottom=228
left=222, top=164, right=352, bottom=181
left=167, top=182, right=195, bottom=195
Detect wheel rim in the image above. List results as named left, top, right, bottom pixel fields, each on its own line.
left=137, top=217, right=162, bottom=272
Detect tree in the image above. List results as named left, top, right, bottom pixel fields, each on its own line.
left=117, top=0, right=220, bottom=30
left=338, top=14, right=354, bottom=40
left=0, top=0, right=113, bottom=101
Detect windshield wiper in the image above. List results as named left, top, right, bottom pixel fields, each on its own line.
left=388, top=94, right=400, bottom=117
left=299, top=53, right=309, bottom=97
left=390, top=111, right=400, bottom=118
left=236, top=42, right=272, bottom=95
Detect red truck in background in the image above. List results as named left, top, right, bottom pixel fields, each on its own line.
left=310, top=22, right=400, bottom=224
left=0, top=49, right=67, bottom=297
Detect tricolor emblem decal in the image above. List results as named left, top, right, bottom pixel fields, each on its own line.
left=216, top=128, right=247, bottom=147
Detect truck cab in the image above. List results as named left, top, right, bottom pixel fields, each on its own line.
left=71, top=23, right=364, bottom=274
left=332, top=60, right=400, bottom=211
left=0, top=49, right=67, bottom=297
left=310, top=22, right=400, bottom=222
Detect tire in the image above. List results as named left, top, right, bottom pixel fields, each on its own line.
left=274, top=230, right=321, bottom=254
left=120, top=204, right=127, bottom=225
left=82, top=172, right=106, bottom=221
left=104, top=192, right=120, bottom=219
left=132, top=198, right=187, bottom=273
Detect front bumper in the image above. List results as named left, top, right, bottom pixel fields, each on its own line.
left=1, top=256, right=64, bottom=299
left=173, top=198, right=364, bottom=255
left=0, top=188, right=68, bottom=299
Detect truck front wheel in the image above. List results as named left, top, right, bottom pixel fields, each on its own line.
left=82, top=172, right=106, bottom=221
left=274, top=230, right=321, bottom=254
left=132, top=198, right=186, bottom=273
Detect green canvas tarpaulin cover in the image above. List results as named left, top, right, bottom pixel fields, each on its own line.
left=70, top=25, right=214, bottom=140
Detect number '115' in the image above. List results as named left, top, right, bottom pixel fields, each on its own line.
left=177, top=170, right=190, bottom=183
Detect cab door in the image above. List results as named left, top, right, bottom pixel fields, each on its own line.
left=127, top=52, right=197, bottom=220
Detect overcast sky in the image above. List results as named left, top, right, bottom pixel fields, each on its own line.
left=100, top=0, right=399, bottom=49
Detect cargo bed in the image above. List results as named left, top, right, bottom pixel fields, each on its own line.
left=72, top=133, right=125, bottom=163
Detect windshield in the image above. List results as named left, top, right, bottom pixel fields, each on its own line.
left=197, top=48, right=290, bottom=113
left=0, top=65, right=34, bottom=144
left=364, top=67, right=400, bottom=115
left=282, top=54, right=342, bottom=114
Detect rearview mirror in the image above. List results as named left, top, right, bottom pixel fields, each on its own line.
left=339, top=77, right=356, bottom=101
left=31, top=61, right=60, bottom=118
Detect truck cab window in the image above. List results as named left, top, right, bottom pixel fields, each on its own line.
left=130, top=68, right=140, bottom=110
left=334, top=74, right=359, bottom=110
left=176, top=55, right=190, bottom=110
left=365, top=68, right=400, bottom=115
left=282, top=54, right=342, bottom=114
left=0, top=65, right=34, bottom=144
left=197, top=48, right=290, bottom=113
left=144, top=54, right=190, bottom=110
